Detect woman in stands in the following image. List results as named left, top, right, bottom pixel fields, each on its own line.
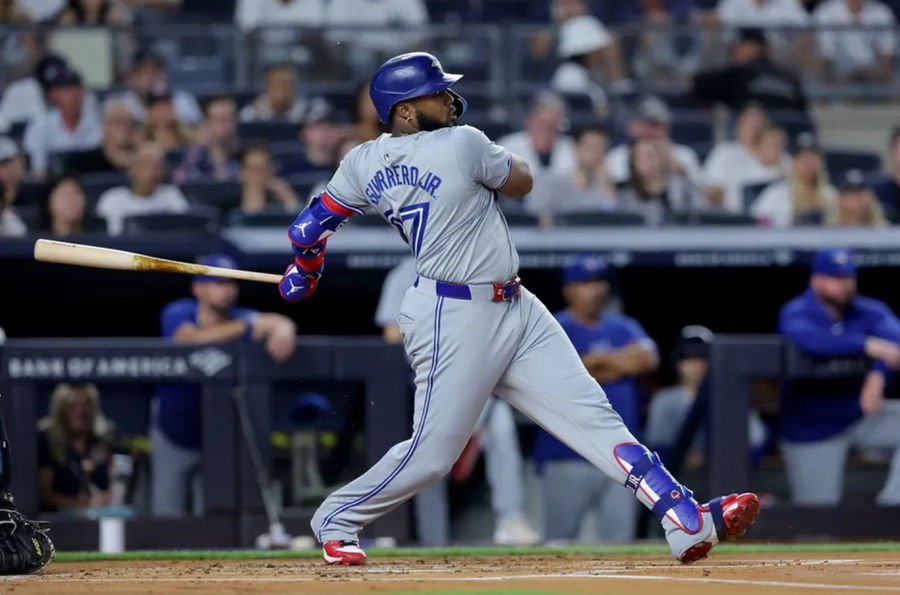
left=37, top=383, right=114, bottom=512
left=617, top=137, right=700, bottom=225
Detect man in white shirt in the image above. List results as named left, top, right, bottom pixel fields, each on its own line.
left=326, top=0, right=429, bottom=56
left=497, top=91, right=576, bottom=179
left=22, top=64, right=102, bottom=180
left=718, top=0, right=809, bottom=28
left=703, top=104, right=790, bottom=208
left=814, top=0, right=897, bottom=82
left=95, top=141, right=188, bottom=235
left=235, top=0, right=326, bottom=30
left=605, top=95, right=703, bottom=188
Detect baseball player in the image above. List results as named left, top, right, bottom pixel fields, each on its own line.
left=278, top=52, right=759, bottom=565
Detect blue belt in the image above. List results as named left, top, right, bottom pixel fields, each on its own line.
left=413, top=276, right=521, bottom=302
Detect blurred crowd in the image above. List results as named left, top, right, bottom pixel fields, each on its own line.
left=0, top=0, right=898, bottom=237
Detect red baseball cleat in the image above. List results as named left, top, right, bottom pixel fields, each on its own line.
left=322, top=540, right=367, bottom=566
left=680, top=492, right=760, bottom=564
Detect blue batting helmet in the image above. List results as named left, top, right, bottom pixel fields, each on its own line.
left=369, top=52, right=468, bottom=124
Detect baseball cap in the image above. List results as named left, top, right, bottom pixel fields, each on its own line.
left=0, top=136, right=21, bottom=162
left=146, top=84, right=173, bottom=107
left=811, top=248, right=857, bottom=277
left=633, top=95, right=672, bottom=124
left=563, top=254, right=609, bottom=284
left=194, top=254, right=237, bottom=282
left=558, top=15, right=612, bottom=59
left=133, top=49, right=166, bottom=70
left=791, top=131, right=819, bottom=155
left=837, top=168, right=868, bottom=193
left=676, top=325, right=714, bottom=360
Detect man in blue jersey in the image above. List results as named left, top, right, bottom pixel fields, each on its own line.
left=779, top=247, right=900, bottom=506
left=152, top=254, right=297, bottom=516
left=534, top=254, right=659, bottom=542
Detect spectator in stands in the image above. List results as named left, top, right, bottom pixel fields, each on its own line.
left=778, top=247, right=900, bottom=506
left=309, top=135, right=362, bottom=199
left=0, top=136, right=27, bottom=236
left=23, top=62, right=101, bottom=180
left=326, top=0, right=429, bottom=58
left=526, top=127, right=616, bottom=225
left=107, top=51, right=202, bottom=126
left=62, top=100, right=135, bottom=175
left=139, top=87, right=196, bottom=152
left=235, top=0, right=325, bottom=30
left=354, top=80, right=382, bottom=143
left=826, top=168, right=887, bottom=226
left=56, top=0, right=126, bottom=24
left=37, top=383, right=113, bottom=511
left=752, top=132, right=836, bottom=225
left=236, top=144, right=299, bottom=216
left=279, top=99, right=341, bottom=179
left=870, top=125, right=900, bottom=222
left=174, top=96, right=240, bottom=183
left=605, top=95, right=703, bottom=190
left=535, top=255, right=657, bottom=543
left=551, top=0, right=625, bottom=111
left=498, top=91, right=575, bottom=180
left=630, top=0, right=702, bottom=86
left=646, top=326, right=769, bottom=467
left=44, top=174, right=90, bottom=235
left=704, top=104, right=772, bottom=206
left=153, top=254, right=297, bottom=516
left=239, top=64, right=307, bottom=124
left=719, top=122, right=790, bottom=212
left=692, top=28, right=809, bottom=113
left=617, top=137, right=703, bottom=225
left=718, top=0, right=810, bottom=29
left=814, top=0, right=897, bottom=82
left=0, top=39, right=54, bottom=130
left=96, top=141, right=188, bottom=235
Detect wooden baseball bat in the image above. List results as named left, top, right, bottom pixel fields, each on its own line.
left=33, top=239, right=282, bottom=284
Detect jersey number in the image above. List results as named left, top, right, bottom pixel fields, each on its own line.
left=385, top=203, right=429, bottom=257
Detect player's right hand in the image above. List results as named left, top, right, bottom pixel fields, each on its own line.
left=279, top=264, right=312, bottom=303
left=865, top=337, right=900, bottom=368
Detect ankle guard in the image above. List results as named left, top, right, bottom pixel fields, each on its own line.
left=614, top=442, right=702, bottom=534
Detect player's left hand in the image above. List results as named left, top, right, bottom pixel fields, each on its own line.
left=860, top=370, right=885, bottom=416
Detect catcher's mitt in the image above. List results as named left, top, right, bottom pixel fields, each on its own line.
left=0, top=507, right=54, bottom=574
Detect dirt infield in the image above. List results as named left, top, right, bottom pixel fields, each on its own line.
left=4, top=552, right=900, bottom=594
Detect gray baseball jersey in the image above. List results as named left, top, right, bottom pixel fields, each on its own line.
left=326, top=126, right=518, bottom=285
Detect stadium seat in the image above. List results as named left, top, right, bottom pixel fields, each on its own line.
left=670, top=115, right=714, bottom=147
left=181, top=181, right=243, bottom=212
left=237, top=121, right=300, bottom=143
left=167, top=56, right=229, bottom=96
left=228, top=210, right=296, bottom=228
left=122, top=206, right=220, bottom=234
left=824, top=150, right=882, bottom=179
left=554, top=211, right=646, bottom=226
left=503, top=212, right=541, bottom=227
left=666, top=210, right=758, bottom=226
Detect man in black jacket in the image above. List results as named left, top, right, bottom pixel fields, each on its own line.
left=692, top=28, right=808, bottom=116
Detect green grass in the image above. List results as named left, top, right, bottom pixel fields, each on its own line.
left=54, top=541, right=900, bottom=563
